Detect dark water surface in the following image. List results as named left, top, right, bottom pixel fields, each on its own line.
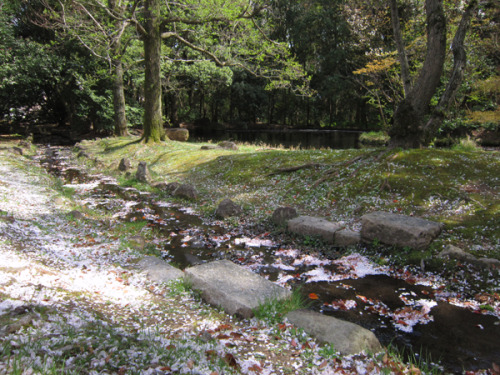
left=189, top=128, right=361, bottom=149
left=41, top=146, right=500, bottom=374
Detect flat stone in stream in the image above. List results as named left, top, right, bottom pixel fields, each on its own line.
left=184, top=260, right=291, bottom=318
left=361, top=211, right=443, bottom=250
left=137, top=256, right=184, bottom=283
left=288, top=216, right=342, bottom=243
left=286, top=309, right=382, bottom=355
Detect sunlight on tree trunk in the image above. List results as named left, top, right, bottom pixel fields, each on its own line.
left=142, top=0, right=164, bottom=143
left=113, top=60, right=128, bottom=136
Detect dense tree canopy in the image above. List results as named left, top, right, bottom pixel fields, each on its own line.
left=0, top=0, right=497, bottom=146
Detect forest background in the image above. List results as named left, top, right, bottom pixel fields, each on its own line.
left=0, top=0, right=498, bottom=147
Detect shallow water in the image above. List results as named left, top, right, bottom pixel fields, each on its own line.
left=40, top=146, right=500, bottom=373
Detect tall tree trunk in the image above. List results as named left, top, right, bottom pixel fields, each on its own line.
left=423, top=0, right=478, bottom=137
left=390, top=0, right=412, bottom=96
left=142, top=0, right=164, bottom=143
left=389, top=0, right=447, bottom=148
left=112, top=59, right=128, bottom=136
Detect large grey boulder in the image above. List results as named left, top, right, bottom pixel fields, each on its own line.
left=137, top=256, right=184, bottom=283
left=215, top=199, right=242, bottom=219
left=361, top=211, right=443, bottom=250
left=184, top=260, right=291, bottom=318
left=135, top=161, right=151, bottom=183
left=288, top=216, right=342, bottom=243
left=272, top=207, right=298, bottom=226
left=166, top=128, right=189, bottom=142
left=286, top=309, right=382, bottom=355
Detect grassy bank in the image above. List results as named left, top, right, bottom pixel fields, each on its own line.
left=74, top=136, right=499, bottom=260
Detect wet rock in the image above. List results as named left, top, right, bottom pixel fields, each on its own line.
left=272, top=207, right=298, bottom=226
left=135, top=161, right=151, bottom=183
left=286, top=309, right=382, bottom=355
left=218, top=141, right=238, bottom=150
left=335, top=229, right=361, bottom=247
left=201, top=145, right=218, bottom=150
left=287, top=216, right=342, bottom=243
left=184, top=260, right=291, bottom=318
left=215, top=199, right=242, bottom=219
left=166, top=128, right=189, bottom=142
left=118, top=158, right=131, bottom=171
left=137, top=256, right=184, bottom=283
left=361, top=211, right=443, bottom=250
left=173, top=184, right=198, bottom=200
left=128, top=236, right=146, bottom=251
left=68, top=210, right=85, bottom=220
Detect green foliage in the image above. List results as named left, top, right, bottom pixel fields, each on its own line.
left=359, top=131, right=390, bottom=146
left=253, top=288, right=309, bottom=325
left=451, top=136, right=481, bottom=152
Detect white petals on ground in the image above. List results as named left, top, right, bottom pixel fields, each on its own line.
left=2, top=150, right=397, bottom=374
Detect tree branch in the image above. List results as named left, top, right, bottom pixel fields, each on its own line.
left=390, top=0, right=412, bottom=96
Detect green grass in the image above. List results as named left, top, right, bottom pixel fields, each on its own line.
left=253, top=288, right=309, bottom=325
left=73, top=137, right=500, bottom=257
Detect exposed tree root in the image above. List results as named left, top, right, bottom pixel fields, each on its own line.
left=267, top=162, right=325, bottom=176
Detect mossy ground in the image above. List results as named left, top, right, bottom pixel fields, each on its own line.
left=75, top=136, right=499, bottom=260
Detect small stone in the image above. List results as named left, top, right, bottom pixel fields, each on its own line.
left=286, top=309, right=382, bottom=355
left=128, top=236, right=146, bottom=250
left=135, top=161, right=151, bottom=183
left=272, top=207, right=298, bottom=226
left=218, top=141, right=238, bottom=150
left=118, top=158, right=131, bottom=171
left=137, top=256, right=184, bottom=283
left=201, top=145, right=218, bottom=150
left=173, top=184, right=198, bottom=200
left=288, top=216, right=342, bottom=243
left=439, top=244, right=476, bottom=261
left=215, top=199, right=243, bottom=219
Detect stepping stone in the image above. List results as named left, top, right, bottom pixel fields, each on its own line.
left=137, top=256, right=184, bottom=283
left=361, top=211, right=444, bottom=250
left=286, top=309, right=382, bottom=355
left=288, top=216, right=342, bottom=243
left=184, top=260, right=291, bottom=318
left=334, top=229, right=361, bottom=247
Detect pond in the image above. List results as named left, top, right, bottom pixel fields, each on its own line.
left=188, top=128, right=361, bottom=149
left=41, top=146, right=500, bottom=374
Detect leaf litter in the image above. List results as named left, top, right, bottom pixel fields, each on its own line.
left=0, top=144, right=498, bottom=374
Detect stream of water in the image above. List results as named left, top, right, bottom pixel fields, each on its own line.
left=39, top=146, right=499, bottom=374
